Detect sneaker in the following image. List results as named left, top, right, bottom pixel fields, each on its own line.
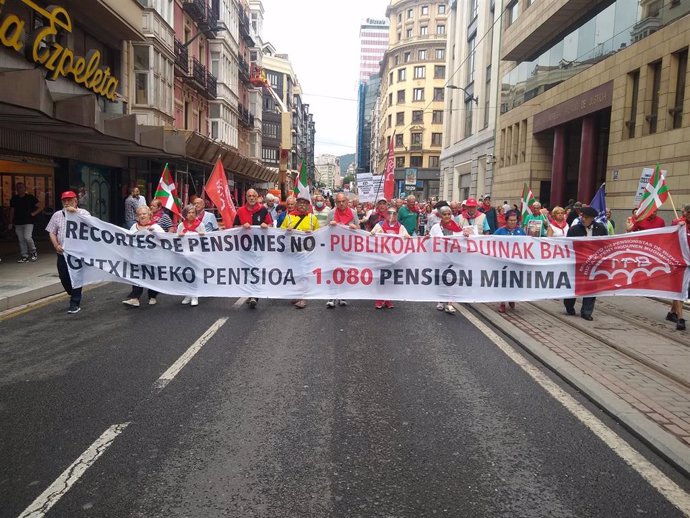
left=338, top=299, right=348, bottom=306
left=666, top=311, right=678, bottom=323
left=122, top=298, right=140, bottom=307
left=67, top=305, right=81, bottom=314
left=190, top=297, right=199, bottom=307
left=294, top=299, right=306, bottom=309
left=498, top=303, right=506, bottom=313
left=508, top=302, right=515, bottom=309
left=384, top=301, right=394, bottom=309
left=375, top=302, right=383, bottom=309
left=181, top=296, right=191, bottom=305
left=445, top=304, right=456, bottom=314
left=326, top=299, right=336, bottom=308
left=148, top=298, right=157, bottom=305
left=248, top=297, right=258, bottom=308
left=436, top=302, right=445, bottom=311
left=677, top=318, right=686, bottom=331
left=17, top=256, right=28, bottom=263
left=29, top=252, right=38, bottom=262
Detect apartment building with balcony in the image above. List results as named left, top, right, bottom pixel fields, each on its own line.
left=376, top=0, right=449, bottom=199
left=494, top=0, right=690, bottom=218
left=439, top=0, right=502, bottom=202
left=315, top=154, right=342, bottom=191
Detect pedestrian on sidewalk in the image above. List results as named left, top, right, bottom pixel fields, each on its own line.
left=122, top=206, right=166, bottom=307
left=9, top=182, right=41, bottom=263
left=563, top=206, right=608, bottom=320
left=234, top=189, right=273, bottom=309
left=124, top=187, right=146, bottom=229
left=177, top=204, right=205, bottom=307
left=45, top=191, right=90, bottom=314
left=371, top=205, right=409, bottom=309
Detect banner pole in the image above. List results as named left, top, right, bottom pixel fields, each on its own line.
left=668, top=191, right=680, bottom=221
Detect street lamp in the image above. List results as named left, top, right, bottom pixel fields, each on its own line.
left=446, top=85, right=478, bottom=104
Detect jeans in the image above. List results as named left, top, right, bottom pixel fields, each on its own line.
left=128, top=286, right=158, bottom=299
left=15, top=224, right=36, bottom=257
left=563, top=296, right=596, bottom=317
left=57, top=254, right=82, bottom=307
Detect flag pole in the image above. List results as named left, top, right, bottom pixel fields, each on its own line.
left=668, top=191, right=680, bottom=220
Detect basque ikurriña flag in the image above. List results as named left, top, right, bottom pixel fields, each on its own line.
left=520, top=183, right=535, bottom=220
left=590, top=184, right=607, bottom=225
left=635, top=162, right=669, bottom=222
left=154, top=163, right=181, bottom=217
left=293, top=159, right=311, bottom=204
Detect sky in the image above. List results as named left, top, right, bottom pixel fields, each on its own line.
left=260, top=0, right=390, bottom=158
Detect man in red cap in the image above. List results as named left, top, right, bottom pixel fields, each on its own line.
left=458, top=198, right=490, bottom=235
left=45, top=191, right=91, bottom=314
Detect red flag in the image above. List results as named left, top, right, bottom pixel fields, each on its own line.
left=383, top=134, right=395, bottom=201
left=204, top=159, right=236, bottom=228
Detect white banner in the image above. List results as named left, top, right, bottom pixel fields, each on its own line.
left=64, top=214, right=690, bottom=303
left=356, top=173, right=384, bottom=204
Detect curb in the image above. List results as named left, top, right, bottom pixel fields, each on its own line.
left=466, top=302, right=690, bottom=477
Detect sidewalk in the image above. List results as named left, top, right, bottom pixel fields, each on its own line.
left=473, top=296, right=690, bottom=475
left=0, top=238, right=64, bottom=312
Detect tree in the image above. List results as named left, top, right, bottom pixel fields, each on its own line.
left=342, top=175, right=355, bottom=186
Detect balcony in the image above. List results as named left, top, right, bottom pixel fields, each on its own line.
left=174, top=38, right=189, bottom=75
left=238, top=8, right=254, bottom=45
left=238, top=104, right=254, bottom=128
left=182, top=0, right=205, bottom=21
left=182, top=0, right=219, bottom=36
left=184, top=57, right=217, bottom=99
left=238, top=56, right=250, bottom=83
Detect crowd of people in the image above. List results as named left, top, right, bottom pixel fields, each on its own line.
left=40, top=186, right=689, bottom=331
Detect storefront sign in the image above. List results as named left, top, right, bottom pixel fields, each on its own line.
left=0, top=0, right=120, bottom=100
left=533, top=82, right=613, bottom=134
left=404, top=168, right=418, bottom=187
left=64, top=214, right=690, bottom=302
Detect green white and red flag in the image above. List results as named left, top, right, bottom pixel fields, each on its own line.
left=520, top=183, right=535, bottom=220
left=154, top=163, right=181, bottom=217
left=635, top=162, right=669, bottom=221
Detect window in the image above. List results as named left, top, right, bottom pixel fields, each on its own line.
left=648, top=60, right=662, bottom=134
left=435, top=48, right=445, bottom=60
left=413, top=88, right=425, bottom=101
left=432, top=110, right=443, bottom=124
left=420, top=26, right=428, bottom=36
left=395, top=134, right=404, bottom=147
left=406, top=28, right=413, bottom=38
left=395, top=55, right=400, bottom=65
left=429, top=156, right=440, bottom=167
left=437, top=24, right=445, bottom=35
left=396, top=112, right=405, bottom=125
left=389, top=72, right=394, bottom=84
left=467, top=34, right=476, bottom=83
left=411, top=132, right=422, bottom=146
left=410, top=156, right=423, bottom=167
left=263, top=121, right=278, bottom=138
left=469, top=0, right=478, bottom=19
left=396, top=156, right=405, bottom=167
left=133, top=45, right=150, bottom=105
left=267, top=71, right=279, bottom=88
left=407, top=8, right=413, bottom=18
left=388, top=93, right=393, bottom=106
left=421, top=5, right=429, bottom=15
left=404, top=52, right=411, bottom=62
left=627, top=70, right=640, bottom=138
left=431, top=133, right=442, bottom=146
left=434, top=65, right=445, bottom=79
left=397, top=31, right=402, bottom=41
left=464, top=99, right=473, bottom=137
left=412, top=110, right=424, bottom=123
left=672, top=49, right=687, bottom=129
left=387, top=114, right=392, bottom=128
left=398, top=13, right=402, bottom=23
left=433, top=88, right=444, bottom=101
left=398, top=68, right=406, bottom=81
left=484, top=66, right=491, bottom=129
left=397, top=90, right=405, bottom=103
left=507, top=0, right=520, bottom=26
left=418, top=49, right=427, bottom=60
left=439, top=4, right=446, bottom=14
left=414, top=65, right=426, bottom=79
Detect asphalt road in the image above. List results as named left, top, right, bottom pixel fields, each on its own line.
left=0, top=286, right=688, bottom=517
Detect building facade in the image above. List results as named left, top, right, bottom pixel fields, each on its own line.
left=376, top=0, right=449, bottom=199
left=439, top=0, right=502, bottom=202
left=494, top=0, right=690, bottom=221
left=359, top=17, right=389, bottom=82
left=356, top=73, right=381, bottom=173
left=315, top=154, right=341, bottom=191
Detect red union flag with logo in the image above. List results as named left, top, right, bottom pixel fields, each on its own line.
left=383, top=133, right=395, bottom=201
left=204, top=159, right=236, bottom=228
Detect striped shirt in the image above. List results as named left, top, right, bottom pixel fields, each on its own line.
left=45, top=208, right=90, bottom=246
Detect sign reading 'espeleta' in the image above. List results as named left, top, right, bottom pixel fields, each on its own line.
left=0, top=0, right=120, bottom=101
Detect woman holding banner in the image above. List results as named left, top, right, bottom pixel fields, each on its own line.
left=429, top=205, right=462, bottom=314
left=177, top=204, right=205, bottom=307
left=371, top=206, right=409, bottom=309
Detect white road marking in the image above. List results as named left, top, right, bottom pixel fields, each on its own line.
left=233, top=297, right=248, bottom=307
left=456, top=304, right=690, bottom=515
left=18, top=422, right=130, bottom=518
left=153, top=317, right=228, bottom=390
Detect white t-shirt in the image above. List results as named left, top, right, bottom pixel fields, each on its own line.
left=129, top=223, right=165, bottom=233
left=429, top=222, right=461, bottom=237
